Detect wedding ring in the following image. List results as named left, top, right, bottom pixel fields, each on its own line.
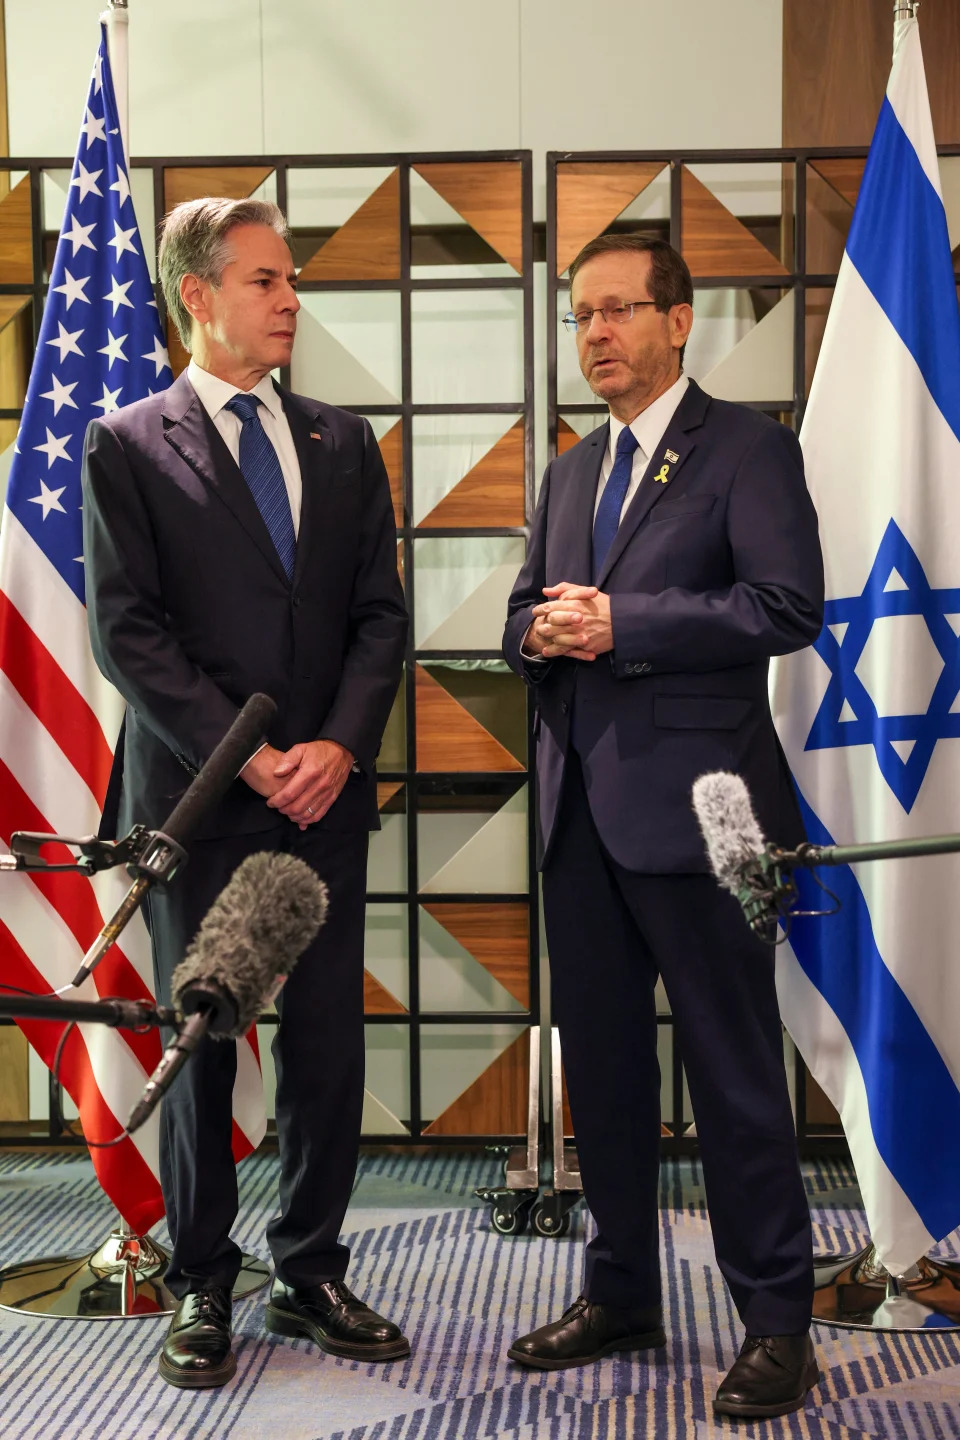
left=306, top=804, right=314, bottom=815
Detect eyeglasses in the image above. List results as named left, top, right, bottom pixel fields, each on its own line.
left=562, top=301, right=658, bottom=334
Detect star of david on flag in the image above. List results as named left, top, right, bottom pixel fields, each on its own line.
left=806, top=518, right=960, bottom=812
left=0, top=24, right=265, bottom=1232
left=772, top=14, right=960, bottom=1276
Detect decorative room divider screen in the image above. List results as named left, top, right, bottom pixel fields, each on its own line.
left=5, top=144, right=959, bottom=1153
left=0, top=150, right=540, bottom=1148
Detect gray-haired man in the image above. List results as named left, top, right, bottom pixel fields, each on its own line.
left=82, top=199, right=409, bottom=1387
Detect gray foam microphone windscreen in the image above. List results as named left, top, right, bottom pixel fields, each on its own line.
left=171, top=851, right=328, bottom=1038
left=691, top=771, right=768, bottom=895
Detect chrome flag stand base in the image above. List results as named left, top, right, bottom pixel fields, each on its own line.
left=813, top=1244, right=960, bottom=1332
left=0, top=1217, right=269, bottom=1320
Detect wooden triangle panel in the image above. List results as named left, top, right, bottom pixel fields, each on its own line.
left=421, top=902, right=529, bottom=1007
left=424, top=1029, right=529, bottom=1135
left=557, top=418, right=582, bottom=456
left=377, top=420, right=403, bottom=526
left=163, top=166, right=274, bottom=210
left=414, top=162, right=523, bottom=273
left=415, top=665, right=524, bottom=772
left=809, top=159, right=865, bottom=210
left=298, top=171, right=400, bottom=281
left=0, top=178, right=33, bottom=284
left=681, top=168, right=788, bottom=277
left=377, top=781, right=404, bottom=810
left=0, top=295, right=30, bottom=330
left=363, top=970, right=407, bottom=1014
left=556, top=162, right=665, bottom=276
left=419, top=419, right=525, bottom=528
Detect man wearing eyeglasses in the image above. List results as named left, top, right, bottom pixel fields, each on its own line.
left=502, top=235, right=824, bottom=1420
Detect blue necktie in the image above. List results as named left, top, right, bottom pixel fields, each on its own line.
left=226, top=392, right=297, bottom=581
left=592, top=425, right=640, bottom=581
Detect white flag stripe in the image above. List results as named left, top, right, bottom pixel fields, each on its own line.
left=775, top=945, right=934, bottom=1264
left=234, top=1033, right=268, bottom=1147
left=886, top=22, right=940, bottom=194
left=0, top=671, right=104, bottom=830
left=0, top=512, right=122, bottom=742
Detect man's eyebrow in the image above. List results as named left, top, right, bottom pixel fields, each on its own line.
left=250, top=266, right=298, bottom=283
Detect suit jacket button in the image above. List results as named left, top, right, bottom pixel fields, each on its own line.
left=624, top=663, right=635, bottom=675
left=639, top=662, right=652, bottom=674
left=561, top=701, right=569, bottom=714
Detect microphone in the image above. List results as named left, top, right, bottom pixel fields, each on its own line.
left=125, top=851, right=328, bottom=1134
left=71, top=693, right=278, bottom=989
left=691, top=771, right=793, bottom=940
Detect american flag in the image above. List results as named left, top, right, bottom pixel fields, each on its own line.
left=0, top=27, right=265, bottom=1233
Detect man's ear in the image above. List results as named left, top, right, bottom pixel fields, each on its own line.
left=180, top=272, right=209, bottom=328
left=671, top=303, right=694, bottom=352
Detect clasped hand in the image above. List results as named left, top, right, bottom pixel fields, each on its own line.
left=527, top=582, right=613, bottom=660
left=241, top=738, right=354, bottom=829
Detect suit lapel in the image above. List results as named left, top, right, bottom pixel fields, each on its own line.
left=596, top=380, right=710, bottom=588
left=563, top=422, right=607, bottom=584
left=280, top=387, right=333, bottom=587
left=161, top=372, right=289, bottom=585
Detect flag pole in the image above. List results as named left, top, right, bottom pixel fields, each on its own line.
left=101, top=0, right=129, bottom=162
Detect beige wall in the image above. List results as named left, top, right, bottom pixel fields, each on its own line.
left=6, top=0, right=782, bottom=217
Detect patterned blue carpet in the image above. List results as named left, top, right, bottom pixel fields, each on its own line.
left=0, top=1149, right=958, bottom=1439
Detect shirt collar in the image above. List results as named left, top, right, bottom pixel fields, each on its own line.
left=187, top=359, right=283, bottom=423
left=608, top=372, right=690, bottom=463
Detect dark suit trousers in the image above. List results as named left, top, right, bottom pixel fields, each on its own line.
left=542, top=753, right=813, bottom=1336
left=144, top=822, right=368, bottom=1299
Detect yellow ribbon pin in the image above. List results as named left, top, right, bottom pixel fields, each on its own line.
left=653, top=464, right=670, bottom=484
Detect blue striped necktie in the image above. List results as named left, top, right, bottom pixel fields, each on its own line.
left=592, top=424, right=640, bottom=581
left=226, top=392, right=296, bottom=581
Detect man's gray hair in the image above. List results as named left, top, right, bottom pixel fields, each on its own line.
left=158, top=197, right=291, bottom=350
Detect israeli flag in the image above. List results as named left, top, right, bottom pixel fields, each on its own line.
left=772, top=15, right=960, bottom=1276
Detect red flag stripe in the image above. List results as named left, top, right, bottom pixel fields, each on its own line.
left=0, top=758, right=162, bottom=1075
left=0, top=592, right=114, bottom=805
left=0, top=916, right=165, bottom=1232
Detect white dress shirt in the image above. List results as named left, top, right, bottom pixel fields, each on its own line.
left=594, top=372, right=689, bottom=524
left=186, top=359, right=303, bottom=536
left=520, top=374, right=690, bottom=661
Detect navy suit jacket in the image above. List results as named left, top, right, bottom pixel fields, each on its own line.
left=82, top=370, right=407, bottom=841
left=503, top=380, right=824, bottom=873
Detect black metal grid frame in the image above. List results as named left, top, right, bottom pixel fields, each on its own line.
left=546, top=144, right=960, bottom=1155
left=0, top=150, right=539, bottom=1147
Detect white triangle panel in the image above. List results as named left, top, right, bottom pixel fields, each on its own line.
left=420, top=788, right=528, bottom=894
left=361, top=1088, right=408, bottom=1135
left=290, top=310, right=398, bottom=406
left=420, top=563, right=522, bottom=651
left=700, top=291, right=794, bottom=405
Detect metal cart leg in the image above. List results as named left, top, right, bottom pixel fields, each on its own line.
left=475, top=1025, right=541, bottom=1236
left=529, top=1027, right=583, bottom=1238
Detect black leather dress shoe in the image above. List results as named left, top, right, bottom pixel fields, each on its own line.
left=507, top=1295, right=665, bottom=1371
left=714, top=1333, right=820, bottom=1418
left=158, top=1285, right=235, bottom=1389
left=265, top=1278, right=410, bottom=1361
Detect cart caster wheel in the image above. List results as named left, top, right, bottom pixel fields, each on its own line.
left=532, top=1200, right=570, bottom=1238
left=492, top=1204, right=528, bottom=1237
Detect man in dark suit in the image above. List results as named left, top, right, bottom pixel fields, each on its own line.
left=503, top=235, right=824, bottom=1420
left=82, top=197, right=409, bottom=1389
